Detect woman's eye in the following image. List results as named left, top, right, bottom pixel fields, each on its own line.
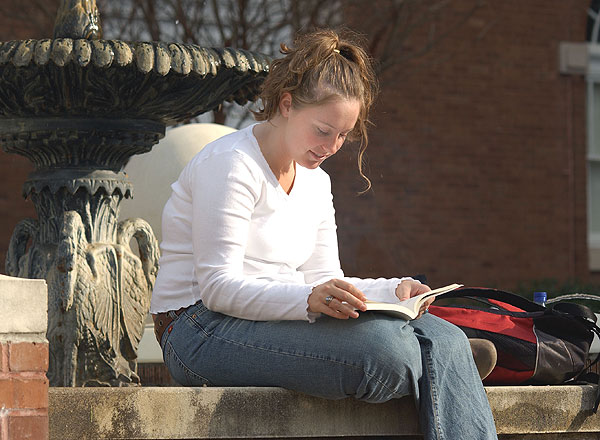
left=316, top=128, right=329, bottom=136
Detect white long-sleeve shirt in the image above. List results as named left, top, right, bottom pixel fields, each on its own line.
left=150, top=124, right=411, bottom=321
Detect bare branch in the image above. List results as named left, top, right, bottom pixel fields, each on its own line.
left=90, top=0, right=488, bottom=126
left=211, top=0, right=229, bottom=45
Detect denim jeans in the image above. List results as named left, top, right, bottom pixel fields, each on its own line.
left=161, top=301, right=498, bottom=440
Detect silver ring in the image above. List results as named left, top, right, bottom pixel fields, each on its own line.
left=325, top=295, right=334, bottom=306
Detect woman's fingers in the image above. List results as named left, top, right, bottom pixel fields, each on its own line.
left=327, top=297, right=361, bottom=318
left=330, top=279, right=367, bottom=308
left=395, top=279, right=431, bottom=302
left=320, top=300, right=354, bottom=319
left=416, top=297, right=436, bottom=319
left=308, top=279, right=366, bottom=319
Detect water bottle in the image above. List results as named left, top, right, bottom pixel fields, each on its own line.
left=533, top=291, right=547, bottom=307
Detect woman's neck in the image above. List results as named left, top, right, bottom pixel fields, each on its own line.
left=253, top=120, right=296, bottom=193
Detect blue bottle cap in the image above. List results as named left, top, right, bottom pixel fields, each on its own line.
left=533, top=291, right=547, bottom=303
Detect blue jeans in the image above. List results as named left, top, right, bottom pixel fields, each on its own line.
left=161, top=301, right=498, bottom=440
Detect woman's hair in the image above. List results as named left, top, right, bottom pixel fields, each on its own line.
left=254, top=29, right=379, bottom=191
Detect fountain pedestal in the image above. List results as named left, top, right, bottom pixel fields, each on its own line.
left=0, top=2, right=269, bottom=386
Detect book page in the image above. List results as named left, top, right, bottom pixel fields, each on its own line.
left=391, top=283, right=463, bottom=310
left=364, top=283, right=463, bottom=319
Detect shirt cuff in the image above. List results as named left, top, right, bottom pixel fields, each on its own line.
left=306, top=311, right=321, bottom=323
left=305, top=284, right=321, bottom=323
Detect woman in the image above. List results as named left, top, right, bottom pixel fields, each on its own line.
left=151, top=29, right=498, bottom=439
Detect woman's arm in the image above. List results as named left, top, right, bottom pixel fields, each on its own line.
left=188, top=151, right=314, bottom=321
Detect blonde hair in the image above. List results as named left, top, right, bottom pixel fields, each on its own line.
left=254, top=29, right=379, bottom=191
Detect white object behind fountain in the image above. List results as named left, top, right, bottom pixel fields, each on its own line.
left=121, top=123, right=237, bottom=244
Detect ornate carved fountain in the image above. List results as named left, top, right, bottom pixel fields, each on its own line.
left=0, top=0, right=269, bottom=386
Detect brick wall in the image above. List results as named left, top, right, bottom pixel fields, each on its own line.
left=0, top=342, right=49, bottom=440
left=0, top=1, right=594, bottom=291
left=326, top=0, right=591, bottom=290
left=0, top=276, right=49, bottom=440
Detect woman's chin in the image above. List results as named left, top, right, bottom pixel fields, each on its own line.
left=297, top=159, right=322, bottom=169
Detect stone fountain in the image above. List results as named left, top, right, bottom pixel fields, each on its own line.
left=0, top=0, right=269, bottom=386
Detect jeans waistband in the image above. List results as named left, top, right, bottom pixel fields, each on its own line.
left=152, top=306, right=187, bottom=344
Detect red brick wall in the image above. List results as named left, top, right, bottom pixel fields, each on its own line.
left=325, top=0, right=590, bottom=290
left=0, top=342, right=49, bottom=440
left=0, top=0, right=593, bottom=292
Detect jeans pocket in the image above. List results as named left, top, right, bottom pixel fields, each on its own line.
left=161, top=305, right=217, bottom=386
left=164, top=339, right=213, bottom=386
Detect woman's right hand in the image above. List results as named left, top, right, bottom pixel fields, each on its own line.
left=307, top=279, right=367, bottom=319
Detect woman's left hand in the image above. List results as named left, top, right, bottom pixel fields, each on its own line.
left=395, top=279, right=433, bottom=319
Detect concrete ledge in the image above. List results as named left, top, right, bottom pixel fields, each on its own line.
left=49, top=385, right=600, bottom=439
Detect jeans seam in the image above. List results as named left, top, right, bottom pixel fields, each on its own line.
left=182, top=312, right=214, bottom=338
left=166, top=340, right=213, bottom=385
left=209, top=332, right=405, bottom=398
left=423, top=345, right=444, bottom=440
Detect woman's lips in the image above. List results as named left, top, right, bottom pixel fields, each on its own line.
left=309, top=150, right=327, bottom=160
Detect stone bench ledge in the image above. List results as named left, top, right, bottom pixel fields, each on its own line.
left=49, top=385, right=600, bottom=439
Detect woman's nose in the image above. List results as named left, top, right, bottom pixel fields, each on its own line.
left=326, top=135, right=343, bottom=154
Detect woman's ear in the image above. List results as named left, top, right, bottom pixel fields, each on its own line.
left=279, top=92, right=293, bottom=117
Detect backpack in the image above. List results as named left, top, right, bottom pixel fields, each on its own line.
left=428, top=287, right=600, bottom=410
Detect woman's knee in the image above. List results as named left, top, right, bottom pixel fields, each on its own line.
left=347, top=318, right=423, bottom=402
left=412, top=313, right=471, bottom=355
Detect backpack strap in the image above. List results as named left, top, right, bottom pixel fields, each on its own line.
left=551, top=302, right=598, bottom=323
left=438, top=287, right=546, bottom=312
left=548, top=294, right=600, bottom=323
left=547, top=298, right=600, bottom=340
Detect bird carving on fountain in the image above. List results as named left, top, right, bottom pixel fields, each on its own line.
left=54, top=0, right=102, bottom=40
left=9, top=208, right=160, bottom=387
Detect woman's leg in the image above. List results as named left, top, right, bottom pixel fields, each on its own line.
left=162, top=301, right=423, bottom=402
left=162, top=302, right=497, bottom=439
left=410, top=313, right=498, bottom=440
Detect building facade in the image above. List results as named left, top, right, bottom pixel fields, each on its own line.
left=325, top=0, right=592, bottom=291
left=0, top=0, right=595, bottom=294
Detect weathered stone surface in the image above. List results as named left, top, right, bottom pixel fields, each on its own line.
left=0, top=274, right=47, bottom=340
left=49, top=386, right=419, bottom=439
left=490, top=385, right=600, bottom=434
left=48, top=385, right=600, bottom=439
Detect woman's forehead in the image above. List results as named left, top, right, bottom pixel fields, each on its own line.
left=308, top=99, right=360, bottom=129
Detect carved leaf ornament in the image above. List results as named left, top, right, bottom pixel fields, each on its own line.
left=0, top=38, right=269, bottom=124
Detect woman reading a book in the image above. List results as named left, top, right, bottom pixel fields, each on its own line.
left=151, top=29, right=498, bottom=440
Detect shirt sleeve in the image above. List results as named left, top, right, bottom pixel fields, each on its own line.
left=298, top=175, right=416, bottom=306
left=188, top=151, right=314, bottom=321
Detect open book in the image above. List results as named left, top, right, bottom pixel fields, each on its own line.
left=363, top=283, right=463, bottom=320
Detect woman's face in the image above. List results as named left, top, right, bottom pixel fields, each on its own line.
left=280, top=93, right=361, bottom=169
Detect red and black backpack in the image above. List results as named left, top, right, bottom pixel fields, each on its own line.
left=428, top=287, right=600, bottom=409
